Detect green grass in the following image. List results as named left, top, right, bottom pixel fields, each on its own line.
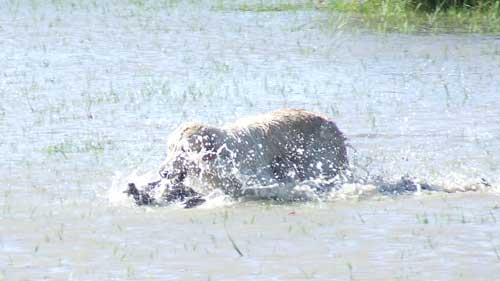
left=215, top=0, right=500, bottom=33
left=324, top=0, right=500, bottom=33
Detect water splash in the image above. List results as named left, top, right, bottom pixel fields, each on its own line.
left=109, top=164, right=498, bottom=209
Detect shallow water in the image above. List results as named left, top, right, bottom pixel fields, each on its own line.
left=1, top=1, right=499, bottom=280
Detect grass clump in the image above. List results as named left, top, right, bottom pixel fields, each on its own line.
left=325, top=0, right=500, bottom=33
left=408, top=0, right=498, bottom=11
left=44, top=136, right=112, bottom=158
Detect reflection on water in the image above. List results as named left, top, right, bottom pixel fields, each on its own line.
left=0, top=1, right=499, bottom=280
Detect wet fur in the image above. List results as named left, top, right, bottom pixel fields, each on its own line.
left=158, top=109, right=348, bottom=198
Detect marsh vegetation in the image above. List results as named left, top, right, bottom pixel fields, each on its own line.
left=326, top=0, right=500, bottom=32
left=215, top=0, right=500, bottom=33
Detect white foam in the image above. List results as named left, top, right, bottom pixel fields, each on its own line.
left=429, top=172, right=498, bottom=193
left=197, top=189, right=234, bottom=209
left=327, top=183, right=378, bottom=201
left=108, top=167, right=499, bottom=209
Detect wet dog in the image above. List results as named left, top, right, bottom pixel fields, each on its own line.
left=125, top=109, right=348, bottom=208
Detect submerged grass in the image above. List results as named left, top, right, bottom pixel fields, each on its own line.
left=225, top=231, right=244, bottom=257
left=234, top=2, right=315, bottom=12
left=44, top=136, right=112, bottom=158
left=213, top=1, right=315, bottom=12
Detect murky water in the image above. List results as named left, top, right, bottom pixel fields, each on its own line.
left=1, top=1, right=499, bottom=280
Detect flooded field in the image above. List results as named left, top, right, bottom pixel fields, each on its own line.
left=1, top=1, right=499, bottom=280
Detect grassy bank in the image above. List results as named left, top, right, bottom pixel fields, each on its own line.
left=324, top=0, right=500, bottom=33
left=215, top=0, right=499, bottom=33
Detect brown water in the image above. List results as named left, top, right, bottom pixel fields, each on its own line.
left=1, top=1, right=499, bottom=280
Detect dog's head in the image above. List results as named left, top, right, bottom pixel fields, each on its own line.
left=159, top=123, right=227, bottom=180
